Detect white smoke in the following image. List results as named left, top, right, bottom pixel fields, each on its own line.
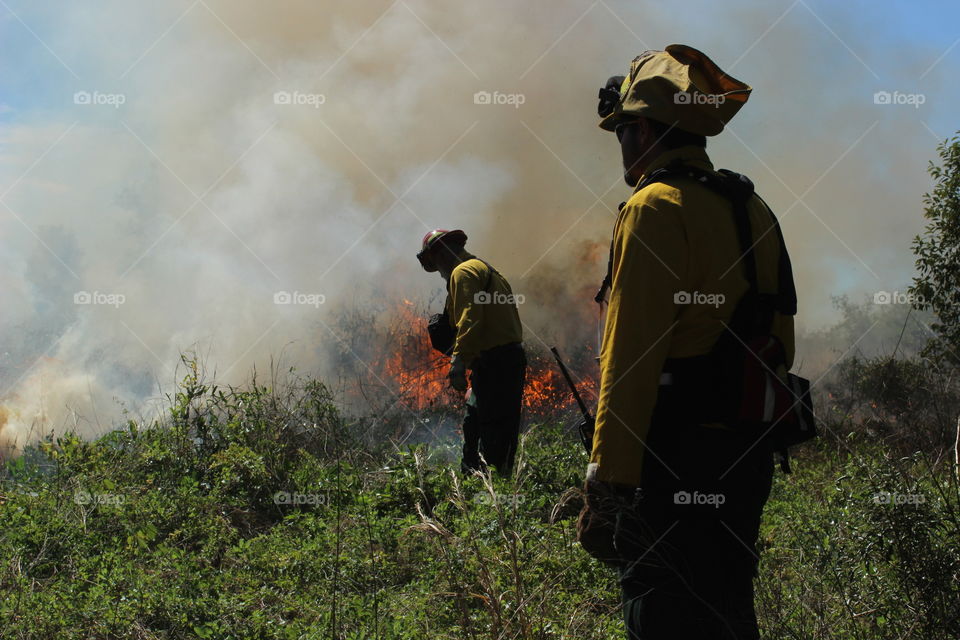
left=1, top=0, right=955, bottom=453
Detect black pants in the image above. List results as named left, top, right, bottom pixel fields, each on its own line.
left=461, top=343, right=526, bottom=475
left=618, top=418, right=774, bottom=640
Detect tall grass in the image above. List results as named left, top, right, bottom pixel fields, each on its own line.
left=1, top=355, right=957, bottom=639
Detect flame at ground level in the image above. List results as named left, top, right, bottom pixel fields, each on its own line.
left=375, top=300, right=598, bottom=419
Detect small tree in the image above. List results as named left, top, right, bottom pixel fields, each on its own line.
left=911, top=134, right=960, bottom=364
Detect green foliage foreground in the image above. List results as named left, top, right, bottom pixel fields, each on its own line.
left=1, top=365, right=958, bottom=639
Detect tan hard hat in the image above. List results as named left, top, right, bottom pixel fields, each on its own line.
left=599, top=44, right=751, bottom=136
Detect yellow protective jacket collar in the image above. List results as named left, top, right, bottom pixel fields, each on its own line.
left=637, top=145, right=714, bottom=187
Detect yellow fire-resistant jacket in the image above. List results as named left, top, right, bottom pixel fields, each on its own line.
left=590, top=146, right=795, bottom=486
left=445, top=258, right=523, bottom=367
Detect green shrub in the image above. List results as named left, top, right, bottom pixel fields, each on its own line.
left=2, top=362, right=958, bottom=639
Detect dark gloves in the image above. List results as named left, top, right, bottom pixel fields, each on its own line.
left=577, top=479, right=637, bottom=565
left=448, top=356, right=467, bottom=392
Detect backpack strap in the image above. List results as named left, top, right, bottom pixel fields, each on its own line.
left=596, top=163, right=797, bottom=322
left=595, top=201, right=626, bottom=304
left=476, top=258, right=497, bottom=292
left=446, top=258, right=498, bottom=311
left=649, top=165, right=799, bottom=473
left=441, top=259, right=500, bottom=351
left=674, top=166, right=774, bottom=337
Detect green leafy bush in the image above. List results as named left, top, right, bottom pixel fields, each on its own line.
left=2, top=362, right=958, bottom=639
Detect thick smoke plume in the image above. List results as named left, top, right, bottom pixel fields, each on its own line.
left=1, top=1, right=954, bottom=454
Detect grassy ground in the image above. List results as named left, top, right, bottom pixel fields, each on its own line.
left=1, top=367, right=958, bottom=639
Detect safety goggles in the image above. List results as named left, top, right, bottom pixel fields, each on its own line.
left=597, top=85, right=621, bottom=118
left=615, top=120, right=641, bottom=143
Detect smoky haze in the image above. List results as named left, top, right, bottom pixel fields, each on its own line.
left=0, top=1, right=954, bottom=453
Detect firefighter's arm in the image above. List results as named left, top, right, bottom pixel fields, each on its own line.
left=448, top=262, right=487, bottom=367
left=773, top=313, right=795, bottom=370
left=589, top=194, right=688, bottom=487
left=755, top=197, right=796, bottom=371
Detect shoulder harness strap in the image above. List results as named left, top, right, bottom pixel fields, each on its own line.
left=596, top=163, right=797, bottom=327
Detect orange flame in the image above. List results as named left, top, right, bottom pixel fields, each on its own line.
left=377, top=300, right=598, bottom=418
left=378, top=302, right=450, bottom=411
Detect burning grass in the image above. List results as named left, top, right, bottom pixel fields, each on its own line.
left=328, top=296, right=600, bottom=424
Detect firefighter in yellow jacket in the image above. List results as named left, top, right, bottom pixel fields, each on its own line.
left=577, top=46, right=800, bottom=639
left=417, top=229, right=526, bottom=475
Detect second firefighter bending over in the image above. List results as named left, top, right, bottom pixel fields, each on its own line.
left=417, top=229, right=526, bottom=476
